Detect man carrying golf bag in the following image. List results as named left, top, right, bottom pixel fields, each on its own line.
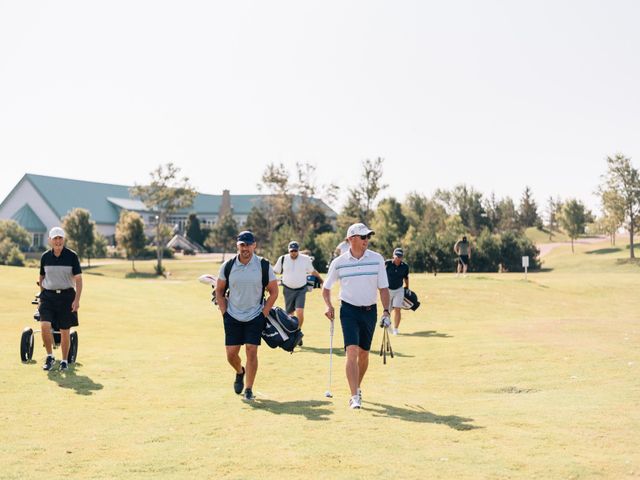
left=216, top=231, right=278, bottom=402
left=322, top=223, right=391, bottom=409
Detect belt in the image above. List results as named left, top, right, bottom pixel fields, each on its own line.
left=283, top=284, right=307, bottom=291
left=45, top=288, right=74, bottom=294
left=341, top=301, right=376, bottom=311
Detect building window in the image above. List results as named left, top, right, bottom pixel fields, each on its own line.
left=33, top=233, right=44, bottom=248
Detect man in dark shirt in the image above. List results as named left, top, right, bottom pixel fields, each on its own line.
left=385, top=248, right=409, bottom=335
left=38, top=227, right=83, bottom=371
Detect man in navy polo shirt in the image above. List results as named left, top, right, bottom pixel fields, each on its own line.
left=385, top=247, right=410, bottom=335
left=215, top=231, right=278, bottom=401
left=38, top=227, right=83, bottom=371
left=322, top=223, right=390, bottom=409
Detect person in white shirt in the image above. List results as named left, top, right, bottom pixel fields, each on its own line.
left=322, top=223, right=391, bottom=410
left=273, top=241, right=323, bottom=329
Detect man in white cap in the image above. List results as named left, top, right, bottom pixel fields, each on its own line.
left=273, top=241, right=323, bottom=329
left=322, top=223, right=390, bottom=409
left=38, top=227, right=83, bottom=371
left=385, top=247, right=410, bottom=335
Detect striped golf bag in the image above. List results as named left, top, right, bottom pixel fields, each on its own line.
left=262, top=307, right=304, bottom=352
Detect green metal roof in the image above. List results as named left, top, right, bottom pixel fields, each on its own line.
left=9, top=174, right=335, bottom=223
left=11, top=203, right=47, bottom=232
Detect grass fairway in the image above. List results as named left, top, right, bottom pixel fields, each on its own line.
left=1, top=242, right=639, bottom=480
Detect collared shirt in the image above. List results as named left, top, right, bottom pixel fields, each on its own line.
left=385, top=260, right=409, bottom=290
left=219, top=254, right=277, bottom=321
left=323, top=249, right=388, bottom=306
left=40, top=247, right=82, bottom=290
left=273, top=253, right=315, bottom=289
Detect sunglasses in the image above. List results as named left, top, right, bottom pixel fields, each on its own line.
left=357, top=234, right=371, bottom=240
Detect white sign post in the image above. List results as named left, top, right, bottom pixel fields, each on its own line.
left=522, top=256, right=529, bottom=280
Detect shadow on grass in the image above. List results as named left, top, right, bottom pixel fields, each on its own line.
left=301, top=346, right=345, bottom=357
left=125, top=272, right=160, bottom=279
left=405, top=330, right=451, bottom=338
left=586, top=247, right=621, bottom=255
left=615, top=258, right=640, bottom=266
left=47, top=363, right=103, bottom=396
left=367, top=402, right=482, bottom=431
left=84, top=271, right=105, bottom=276
left=249, top=399, right=333, bottom=421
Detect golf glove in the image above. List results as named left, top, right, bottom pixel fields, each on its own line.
left=379, top=314, right=391, bottom=329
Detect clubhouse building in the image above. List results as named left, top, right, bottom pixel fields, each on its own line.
left=0, top=173, right=336, bottom=248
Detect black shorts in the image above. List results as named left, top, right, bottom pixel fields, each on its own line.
left=38, top=289, right=79, bottom=330
left=459, top=255, right=469, bottom=266
left=223, top=312, right=265, bottom=346
left=340, top=302, right=377, bottom=351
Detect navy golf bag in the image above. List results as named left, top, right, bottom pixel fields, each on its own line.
left=262, top=307, right=304, bottom=353
left=402, top=288, right=421, bottom=311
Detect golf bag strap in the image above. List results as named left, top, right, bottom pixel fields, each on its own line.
left=278, top=255, right=285, bottom=273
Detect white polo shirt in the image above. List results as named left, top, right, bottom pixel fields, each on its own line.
left=323, top=248, right=388, bottom=306
left=273, top=253, right=315, bottom=289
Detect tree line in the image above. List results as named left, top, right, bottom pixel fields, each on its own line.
left=1, top=154, right=639, bottom=270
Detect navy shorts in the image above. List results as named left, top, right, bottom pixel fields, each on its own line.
left=38, top=289, right=79, bottom=330
left=283, top=286, right=307, bottom=313
left=223, top=312, right=265, bottom=346
left=340, top=302, right=377, bottom=351
left=459, top=255, right=469, bottom=266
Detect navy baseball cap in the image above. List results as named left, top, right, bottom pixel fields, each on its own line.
left=393, top=248, right=404, bottom=257
left=288, top=241, right=299, bottom=251
left=236, top=231, right=256, bottom=245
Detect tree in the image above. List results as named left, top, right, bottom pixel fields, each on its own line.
left=559, top=198, right=587, bottom=253
left=599, top=154, right=640, bottom=258
left=371, top=197, right=408, bottom=256
left=518, top=186, right=540, bottom=229
left=434, top=185, right=490, bottom=235
left=0, top=219, right=31, bottom=250
left=185, top=213, right=204, bottom=246
left=206, top=212, right=238, bottom=262
left=544, top=196, right=563, bottom=240
left=116, top=210, right=147, bottom=271
left=62, top=208, right=96, bottom=266
left=598, top=189, right=624, bottom=245
left=338, top=157, right=388, bottom=228
left=245, top=206, right=271, bottom=246
left=131, top=163, right=197, bottom=275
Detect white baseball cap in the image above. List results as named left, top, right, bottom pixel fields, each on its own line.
left=49, top=227, right=65, bottom=239
left=346, top=223, right=374, bottom=238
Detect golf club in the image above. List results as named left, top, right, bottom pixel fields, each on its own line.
left=325, top=320, right=334, bottom=398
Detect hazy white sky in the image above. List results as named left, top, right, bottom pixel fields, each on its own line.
left=2, top=0, right=639, bottom=215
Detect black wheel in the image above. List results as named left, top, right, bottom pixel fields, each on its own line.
left=68, top=331, right=78, bottom=364
left=20, top=328, right=34, bottom=362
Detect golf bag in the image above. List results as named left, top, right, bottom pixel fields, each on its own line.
left=306, top=274, right=321, bottom=292
left=402, top=288, right=421, bottom=311
left=262, top=307, right=304, bottom=353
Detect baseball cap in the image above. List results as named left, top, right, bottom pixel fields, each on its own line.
left=288, top=241, right=299, bottom=251
left=393, top=247, right=404, bottom=257
left=49, top=227, right=65, bottom=239
left=236, top=231, right=256, bottom=245
left=346, top=223, right=375, bottom=238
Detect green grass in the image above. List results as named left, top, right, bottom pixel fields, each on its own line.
left=1, top=243, right=639, bottom=479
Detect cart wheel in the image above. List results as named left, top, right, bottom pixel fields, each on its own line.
left=20, top=328, right=34, bottom=362
left=69, top=331, right=78, bottom=364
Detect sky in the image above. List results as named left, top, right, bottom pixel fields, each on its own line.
left=2, top=0, right=640, bottom=216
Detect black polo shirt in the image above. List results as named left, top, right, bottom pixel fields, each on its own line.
left=385, top=260, right=409, bottom=290
left=40, top=247, right=82, bottom=290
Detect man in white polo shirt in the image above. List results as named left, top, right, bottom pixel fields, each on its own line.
left=322, top=223, right=391, bottom=409
left=273, top=241, right=323, bottom=329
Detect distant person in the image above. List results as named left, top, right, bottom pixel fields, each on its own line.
left=454, top=236, right=471, bottom=277
left=323, top=223, right=390, bottom=409
left=216, top=231, right=278, bottom=401
left=336, top=238, right=349, bottom=255
left=38, top=227, right=83, bottom=372
left=385, top=248, right=409, bottom=335
left=273, top=241, right=324, bottom=329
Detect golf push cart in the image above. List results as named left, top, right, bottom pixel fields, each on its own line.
left=19, top=291, right=78, bottom=364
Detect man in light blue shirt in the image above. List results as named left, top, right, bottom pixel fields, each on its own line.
left=216, top=231, right=278, bottom=401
